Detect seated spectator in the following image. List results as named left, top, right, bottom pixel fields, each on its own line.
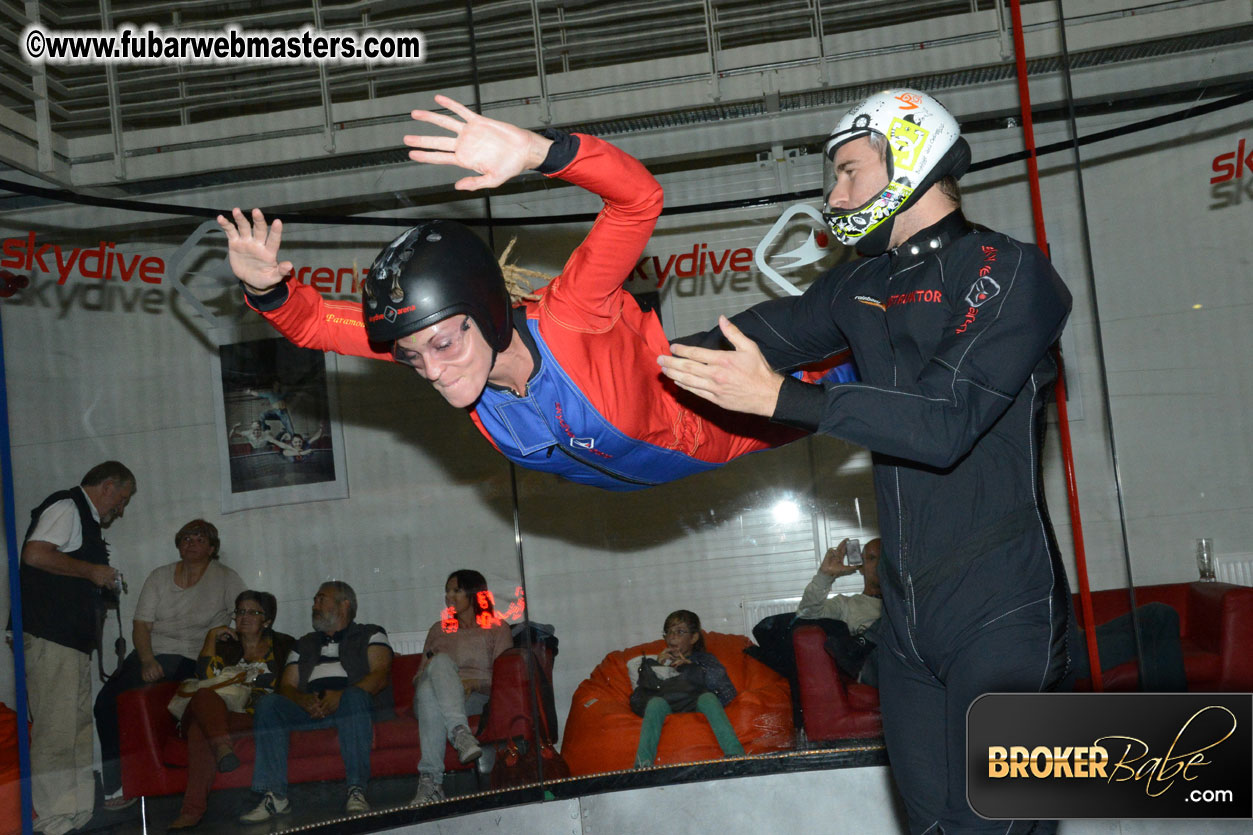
left=629, top=610, right=745, bottom=768
left=94, top=518, right=244, bottom=809
left=168, top=590, right=295, bottom=830
left=798, top=538, right=882, bottom=628
left=804, top=537, right=1183, bottom=693
left=799, top=537, right=883, bottom=686
left=241, top=581, right=393, bottom=822
left=410, top=570, right=513, bottom=806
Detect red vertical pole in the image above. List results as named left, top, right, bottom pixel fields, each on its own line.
left=1008, top=0, right=1102, bottom=689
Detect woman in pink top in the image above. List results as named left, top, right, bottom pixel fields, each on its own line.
left=410, top=569, right=513, bottom=805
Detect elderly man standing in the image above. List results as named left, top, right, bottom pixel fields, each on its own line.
left=241, top=581, right=393, bottom=822
left=16, top=461, right=135, bottom=835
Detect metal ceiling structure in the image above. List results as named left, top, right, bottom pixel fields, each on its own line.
left=3, top=1, right=1030, bottom=138
left=1, top=0, right=1249, bottom=209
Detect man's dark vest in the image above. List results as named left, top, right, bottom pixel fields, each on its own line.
left=18, top=488, right=110, bottom=654
left=294, top=622, right=393, bottom=715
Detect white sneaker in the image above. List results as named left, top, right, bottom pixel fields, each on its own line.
left=239, top=791, right=290, bottom=823
left=450, top=724, right=482, bottom=764
left=410, top=773, right=445, bottom=806
left=344, top=785, right=370, bottom=814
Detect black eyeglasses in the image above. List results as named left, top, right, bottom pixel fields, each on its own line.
left=234, top=608, right=265, bottom=618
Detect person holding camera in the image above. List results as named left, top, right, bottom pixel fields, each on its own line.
left=797, top=537, right=883, bottom=686
left=15, top=461, right=135, bottom=835
left=798, top=537, right=882, bottom=630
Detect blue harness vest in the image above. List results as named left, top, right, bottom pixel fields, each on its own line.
left=472, top=320, right=719, bottom=490
left=472, top=320, right=859, bottom=491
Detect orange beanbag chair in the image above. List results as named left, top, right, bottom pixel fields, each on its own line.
left=561, top=631, right=793, bottom=776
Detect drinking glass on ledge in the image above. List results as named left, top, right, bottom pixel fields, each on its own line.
left=1195, top=537, right=1216, bottom=582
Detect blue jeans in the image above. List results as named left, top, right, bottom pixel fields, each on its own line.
left=250, top=688, right=374, bottom=796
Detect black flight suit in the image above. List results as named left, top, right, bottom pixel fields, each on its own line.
left=710, top=210, right=1075, bottom=834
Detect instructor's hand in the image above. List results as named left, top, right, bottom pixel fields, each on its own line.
left=215, top=208, right=293, bottom=295
left=659, top=316, right=784, bottom=418
left=404, top=94, right=553, bottom=191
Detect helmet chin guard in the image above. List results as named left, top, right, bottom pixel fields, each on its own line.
left=821, top=89, right=970, bottom=255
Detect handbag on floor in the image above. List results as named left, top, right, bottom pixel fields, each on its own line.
left=490, top=734, right=570, bottom=789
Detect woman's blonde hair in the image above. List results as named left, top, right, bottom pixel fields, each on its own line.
left=498, top=237, right=553, bottom=304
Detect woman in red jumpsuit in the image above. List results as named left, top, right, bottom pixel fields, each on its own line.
left=218, top=96, right=849, bottom=489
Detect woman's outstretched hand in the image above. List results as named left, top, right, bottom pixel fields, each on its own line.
left=216, top=208, right=293, bottom=295
left=404, top=94, right=553, bottom=191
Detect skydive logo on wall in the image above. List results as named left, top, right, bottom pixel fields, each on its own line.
left=967, top=693, right=1252, bottom=820
left=1210, top=137, right=1252, bottom=210
left=630, top=204, right=853, bottom=299
left=629, top=242, right=758, bottom=294
left=1, top=233, right=165, bottom=284
left=0, top=229, right=372, bottom=316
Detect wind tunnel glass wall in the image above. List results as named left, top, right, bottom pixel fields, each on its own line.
left=6, top=123, right=1250, bottom=832
left=6, top=13, right=1253, bottom=835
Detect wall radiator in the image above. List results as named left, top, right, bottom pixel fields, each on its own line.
left=386, top=631, right=426, bottom=656
left=1215, top=554, right=1253, bottom=587
left=742, top=597, right=801, bottom=638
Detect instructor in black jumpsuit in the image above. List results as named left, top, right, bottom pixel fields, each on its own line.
left=660, top=89, right=1074, bottom=834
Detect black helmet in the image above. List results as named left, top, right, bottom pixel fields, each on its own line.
left=361, top=220, right=511, bottom=350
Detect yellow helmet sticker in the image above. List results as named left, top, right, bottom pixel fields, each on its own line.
left=888, top=117, right=928, bottom=172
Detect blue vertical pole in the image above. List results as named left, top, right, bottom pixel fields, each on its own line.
left=0, top=305, right=34, bottom=835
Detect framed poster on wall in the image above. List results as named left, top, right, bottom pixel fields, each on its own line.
left=210, top=324, right=349, bottom=512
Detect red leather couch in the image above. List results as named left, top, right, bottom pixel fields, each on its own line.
left=1, top=704, right=21, bottom=835
left=561, top=632, right=793, bottom=776
left=118, top=646, right=554, bottom=798
left=1073, top=581, right=1253, bottom=691
left=793, top=581, right=1253, bottom=745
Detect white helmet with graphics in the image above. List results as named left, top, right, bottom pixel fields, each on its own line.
left=821, top=89, right=971, bottom=255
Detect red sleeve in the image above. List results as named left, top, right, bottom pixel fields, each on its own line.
left=247, top=280, right=394, bottom=363
left=537, top=134, right=663, bottom=330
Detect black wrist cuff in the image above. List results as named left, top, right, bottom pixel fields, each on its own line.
left=771, top=375, right=826, bottom=433
left=537, top=129, right=579, bottom=174
left=243, top=281, right=290, bottom=312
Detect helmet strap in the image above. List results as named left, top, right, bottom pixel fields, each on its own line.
left=855, top=217, right=896, bottom=257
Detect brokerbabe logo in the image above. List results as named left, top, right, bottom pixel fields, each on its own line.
left=967, top=693, right=1252, bottom=820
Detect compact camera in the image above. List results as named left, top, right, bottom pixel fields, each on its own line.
left=845, top=538, right=863, bottom=567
